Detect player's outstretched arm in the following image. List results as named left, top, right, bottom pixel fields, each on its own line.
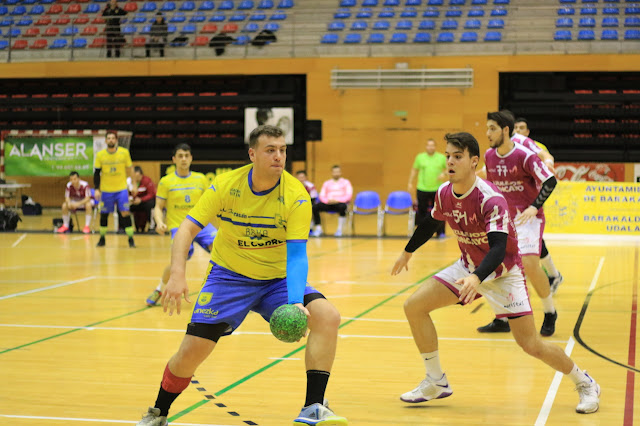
left=153, top=197, right=168, bottom=235
left=391, top=251, right=412, bottom=275
left=162, top=219, right=200, bottom=315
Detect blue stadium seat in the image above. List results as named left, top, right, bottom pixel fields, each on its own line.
left=181, top=23, right=197, bottom=33
left=328, top=21, right=345, bottom=30
left=23, top=0, right=37, bottom=4
left=579, top=17, right=596, bottom=26
left=63, top=26, right=79, bottom=36
left=450, top=0, right=465, bottom=4
left=218, top=0, right=234, bottom=10
left=423, top=7, right=440, bottom=17
left=190, top=12, right=206, bottom=22
left=414, top=32, right=431, bottom=42
left=396, top=19, right=412, bottom=29
left=384, top=0, right=400, bottom=5
left=554, top=29, right=572, bottom=39
left=437, top=31, right=454, bottom=41
left=471, top=0, right=488, bottom=4
left=199, top=1, right=215, bottom=11
left=233, top=34, right=250, bottom=44
left=578, top=29, right=595, bottom=39
left=372, top=20, right=389, bottom=30
left=278, top=0, right=294, bottom=8
left=557, top=17, right=574, bottom=27
left=0, top=7, right=9, bottom=16
left=270, top=11, right=287, bottom=20
left=230, top=13, right=247, bottom=21
left=441, top=19, right=458, bottom=29
left=468, top=7, right=485, bottom=16
left=161, top=2, right=176, bottom=12
left=625, top=29, right=640, bottom=38
left=84, top=3, right=100, bottom=13
left=258, top=0, right=275, bottom=8
left=321, top=33, right=339, bottom=43
left=264, top=22, right=279, bottom=30
left=29, top=5, right=45, bottom=15
left=626, top=5, right=640, bottom=14
left=40, top=0, right=55, bottom=3
left=341, top=0, right=356, bottom=5
left=602, top=16, right=619, bottom=25
left=446, top=7, right=462, bottom=17
left=461, top=31, right=478, bottom=41
left=406, top=0, right=421, bottom=5
left=418, top=19, right=435, bottom=29
left=390, top=32, right=408, bottom=42
left=250, top=13, right=267, bottom=20
left=72, top=37, right=87, bottom=48
left=167, top=24, right=177, bottom=33
left=170, top=13, right=186, bottom=23
left=601, top=28, right=619, bottom=38
left=352, top=20, right=368, bottom=30
left=491, top=7, right=507, bottom=16
left=5, top=0, right=19, bottom=4
left=17, top=17, right=33, bottom=26
left=367, top=32, right=385, bottom=42
left=464, top=19, right=481, bottom=28
left=11, top=6, right=26, bottom=15
left=488, top=18, right=504, bottom=28
left=122, top=25, right=136, bottom=35
left=484, top=30, right=501, bottom=40
left=603, top=7, right=620, bottom=14
left=5, top=27, right=20, bottom=37
left=132, top=13, right=146, bottom=24
left=357, top=8, right=372, bottom=18
left=238, top=0, right=255, bottom=9
left=180, top=1, right=195, bottom=11
left=344, top=33, right=361, bottom=42
left=50, top=38, right=67, bottom=48
left=334, top=9, right=350, bottom=19
left=141, top=24, right=151, bottom=34
left=378, top=7, right=395, bottom=18
left=210, top=14, right=226, bottom=21
left=401, top=7, right=417, bottom=17
left=428, top=0, right=443, bottom=4
left=580, top=7, right=597, bottom=14
left=0, top=18, right=13, bottom=27
left=141, top=2, right=157, bottom=12
left=558, top=7, right=575, bottom=15
left=241, top=21, right=258, bottom=31
left=582, top=0, right=597, bottom=3
left=560, top=0, right=576, bottom=2
left=625, top=16, right=640, bottom=25
left=494, top=0, right=509, bottom=3
left=363, top=0, right=379, bottom=5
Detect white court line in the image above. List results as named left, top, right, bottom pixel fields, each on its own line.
left=0, top=276, right=95, bottom=300
left=534, top=256, right=605, bottom=426
left=11, top=233, right=27, bottom=247
left=0, top=414, right=234, bottom=426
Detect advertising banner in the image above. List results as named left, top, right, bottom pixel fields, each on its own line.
left=544, top=181, right=640, bottom=235
left=554, top=162, right=625, bottom=182
left=5, top=136, right=94, bottom=176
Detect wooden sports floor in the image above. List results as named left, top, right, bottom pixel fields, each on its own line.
left=0, top=212, right=637, bottom=425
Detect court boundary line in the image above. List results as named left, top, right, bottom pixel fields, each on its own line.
left=0, top=276, right=95, bottom=301
left=11, top=233, right=26, bottom=247
left=623, top=246, right=638, bottom=426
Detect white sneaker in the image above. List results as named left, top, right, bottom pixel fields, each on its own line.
left=400, top=374, right=453, bottom=403
left=575, top=373, right=600, bottom=414
left=312, top=226, right=323, bottom=237
left=334, top=229, right=343, bottom=237
left=136, top=407, right=167, bottom=426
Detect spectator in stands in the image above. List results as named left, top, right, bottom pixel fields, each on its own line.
left=209, top=33, right=234, bottom=56
left=102, top=0, right=127, bottom=58
left=57, top=171, right=93, bottom=234
left=251, top=29, right=276, bottom=47
left=408, top=138, right=447, bottom=237
left=296, top=170, right=318, bottom=204
left=128, top=166, right=156, bottom=233
left=146, top=13, right=168, bottom=58
left=312, top=165, right=353, bottom=237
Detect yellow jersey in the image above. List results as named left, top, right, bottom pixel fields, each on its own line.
left=94, top=147, right=132, bottom=192
left=187, top=164, right=312, bottom=280
left=534, top=140, right=549, bottom=152
left=156, top=171, right=209, bottom=230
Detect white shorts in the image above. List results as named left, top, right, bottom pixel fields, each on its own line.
left=515, top=215, right=545, bottom=256
left=434, top=259, right=533, bottom=318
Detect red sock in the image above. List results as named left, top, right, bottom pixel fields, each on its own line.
left=161, top=364, right=191, bottom=393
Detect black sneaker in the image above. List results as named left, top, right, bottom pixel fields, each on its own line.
left=96, top=236, right=106, bottom=247
left=128, top=237, right=136, bottom=248
left=541, top=311, right=557, bottom=336
left=477, top=318, right=510, bottom=333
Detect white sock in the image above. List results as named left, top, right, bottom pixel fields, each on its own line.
left=541, top=294, right=555, bottom=314
left=541, top=255, right=560, bottom=278
left=498, top=317, right=508, bottom=323
left=314, top=224, right=322, bottom=233
left=62, top=213, right=70, bottom=227
left=567, top=364, right=590, bottom=385
left=155, top=281, right=163, bottom=292
left=85, top=214, right=92, bottom=227
left=337, top=217, right=346, bottom=232
left=421, top=351, right=444, bottom=380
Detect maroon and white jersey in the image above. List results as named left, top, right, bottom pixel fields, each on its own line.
left=65, top=180, right=91, bottom=201
left=432, top=178, right=521, bottom=277
left=511, top=133, right=542, bottom=154
left=484, top=144, right=553, bottom=219
left=302, top=180, right=318, bottom=200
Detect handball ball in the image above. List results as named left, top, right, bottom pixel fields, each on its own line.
left=270, top=304, right=308, bottom=343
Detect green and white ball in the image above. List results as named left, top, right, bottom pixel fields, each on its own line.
left=270, top=304, right=308, bottom=343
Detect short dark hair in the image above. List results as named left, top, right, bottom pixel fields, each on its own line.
left=332, top=165, right=340, bottom=169
left=134, top=166, right=143, bottom=174
left=248, top=125, right=284, bottom=149
left=514, top=117, right=529, bottom=128
left=173, top=143, right=191, bottom=156
left=296, top=170, right=307, bottom=175
left=444, top=132, right=480, bottom=159
left=105, top=131, right=117, bottom=139
left=69, top=171, right=79, bottom=177
left=487, top=110, right=515, bottom=136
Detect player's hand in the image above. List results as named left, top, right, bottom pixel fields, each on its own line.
left=391, top=251, right=412, bottom=275
left=456, top=274, right=481, bottom=304
left=293, top=302, right=309, bottom=340
left=94, top=189, right=101, bottom=200
left=156, top=222, right=168, bottom=235
left=515, top=206, right=538, bottom=225
left=161, top=273, right=191, bottom=316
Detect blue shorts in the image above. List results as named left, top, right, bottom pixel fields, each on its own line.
left=190, top=262, right=322, bottom=335
left=171, top=224, right=216, bottom=260
left=100, top=189, right=129, bottom=213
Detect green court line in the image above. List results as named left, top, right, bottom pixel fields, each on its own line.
left=168, top=265, right=447, bottom=423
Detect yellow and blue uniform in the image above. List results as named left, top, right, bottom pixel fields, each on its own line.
left=156, top=171, right=215, bottom=258
left=186, top=164, right=320, bottom=333
left=95, top=147, right=132, bottom=213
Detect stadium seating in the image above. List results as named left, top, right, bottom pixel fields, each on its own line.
left=554, top=29, right=572, bottom=40
left=414, top=32, right=431, bottom=42
left=484, top=30, right=502, bottom=41
left=577, top=29, right=595, bottom=39
left=390, top=32, right=407, bottom=42
left=367, top=32, right=385, bottom=43
left=344, top=33, right=361, bottom=43
left=461, top=31, right=478, bottom=41
left=437, top=31, right=455, bottom=41
left=321, top=33, right=339, bottom=43
left=601, top=29, right=619, bottom=39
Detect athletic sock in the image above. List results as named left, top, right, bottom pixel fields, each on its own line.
left=304, top=370, right=330, bottom=407
left=567, top=364, right=590, bottom=385
left=421, top=350, right=444, bottom=379
left=62, top=213, right=70, bottom=227
left=541, top=294, right=555, bottom=314
left=155, top=364, right=191, bottom=416
left=85, top=214, right=92, bottom=227
left=541, top=254, right=560, bottom=278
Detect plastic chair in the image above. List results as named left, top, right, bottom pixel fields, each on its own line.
left=461, top=31, right=478, bottom=41
left=390, top=32, right=407, bottom=42
left=367, top=32, right=384, bottom=43
left=258, top=0, right=274, bottom=8
left=356, top=8, right=372, bottom=18
left=264, top=22, right=279, bottom=31
left=423, top=7, right=439, bottom=17
left=577, top=29, right=595, bottom=39
left=378, top=7, right=395, bottom=18
left=464, top=18, right=481, bottom=29
left=484, top=30, right=501, bottom=40
left=468, top=7, right=484, bottom=17
left=419, top=19, right=435, bottom=29
left=383, top=191, right=415, bottom=236
left=344, top=33, right=361, bottom=43
left=199, top=1, right=215, bottom=10
left=345, top=191, right=383, bottom=236
left=321, top=33, right=339, bottom=43
left=602, top=17, right=619, bottom=26
left=556, top=17, right=574, bottom=27
left=554, top=29, right=572, bottom=40
left=249, top=13, right=267, bottom=20
left=487, top=18, right=504, bottom=28
left=414, top=31, right=431, bottom=42
left=601, top=29, right=619, bottom=39
left=328, top=21, right=345, bottom=31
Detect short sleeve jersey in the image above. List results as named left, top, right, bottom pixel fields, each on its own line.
left=66, top=180, right=91, bottom=201
left=413, top=151, right=448, bottom=192
left=156, top=171, right=209, bottom=230
left=484, top=143, right=554, bottom=218
left=511, top=133, right=542, bottom=154
left=187, top=164, right=312, bottom=280
left=94, top=147, right=132, bottom=192
left=431, top=178, right=520, bottom=277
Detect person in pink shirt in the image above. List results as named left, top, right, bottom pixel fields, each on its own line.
left=312, top=165, right=353, bottom=237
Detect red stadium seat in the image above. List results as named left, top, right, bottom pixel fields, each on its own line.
left=124, top=2, right=138, bottom=12
left=222, top=23, right=238, bottom=33
left=192, top=35, right=209, bottom=45
left=201, top=23, right=218, bottom=33
left=82, top=25, right=98, bottom=35
left=66, top=4, right=81, bottom=14
left=54, top=15, right=70, bottom=25
left=74, top=14, right=89, bottom=24
left=89, top=36, right=105, bottom=47
left=47, top=4, right=63, bottom=14
left=132, top=36, right=146, bottom=46
left=13, top=39, right=28, bottom=49
left=44, top=26, right=60, bottom=36
left=30, top=38, right=48, bottom=49
left=91, top=16, right=105, bottom=24
left=35, top=16, right=52, bottom=25
left=25, top=27, right=41, bottom=37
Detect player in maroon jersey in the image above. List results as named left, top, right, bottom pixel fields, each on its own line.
left=391, top=132, right=600, bottom=414
left=57, top=171, right=93, bottom=234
